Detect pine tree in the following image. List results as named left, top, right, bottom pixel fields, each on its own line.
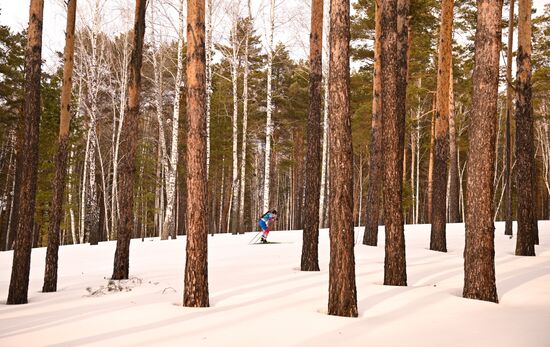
left=301, top=0, right=323, bottom=272
left=327, top=0, right=358, bottom=318
left=363, top=0, right=382, bottom=246
left=430, top=0, right=454, bottom=252
left=382, top=0, right=408, bottom=287
left=7, top=0, right=45, bottom=305
left=43, top=0, right=77, bottom=292
left=184, top=0, right=209, bottom=307
left=515, top=0, right=536, bottom=256
left=463, top=0, right=502, bottom=303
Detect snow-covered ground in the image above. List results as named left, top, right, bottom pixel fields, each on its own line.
left=1, top=221, right=549, bottom=347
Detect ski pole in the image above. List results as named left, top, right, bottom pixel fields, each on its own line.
left=248, top=231, right=263, bottom=245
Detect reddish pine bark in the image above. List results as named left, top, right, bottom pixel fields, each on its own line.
left=43, top=0, right=77, bottom=293
left=463, top=0, right=502, bottom=303
left=184, top=0, right=209, bottom=308
left=381, top=0, right=408, bottom=287
left=430, top=0, right=454, bottom=252
left=7, top=0, right=45, bottom=305
left=301, top=0, right=323, bottom=272
left=327, top=0, right=357, bottom=318
left=363, top=0, right=382, bottom=247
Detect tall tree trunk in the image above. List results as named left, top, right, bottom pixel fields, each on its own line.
left=184, top=0, right=209, bottom=307
left=43, top=0, right=77, bottom=293
left=112, top=0, right=147, bottom=280
left=382, top=0, right=408, bottom=287
left=327, top=0, right=357, bottom=318
left=111, top=32, right=130, bottom=241
left=463, top=0, right=502, bottom=303
left=229, top=20, right=240, bottom=234
left=430, top=0, right=453, bottom=252
left=363, top=0, right=382, bottom=246
left=504, top=0, right=515, bottom=236
left=515, top=0, right=535, bottom=256
left=205, top=0, right=213, bottom=177
left=238, top=1, right=252, bottom=232
left=301, top=0, right=323, bottom=270
left=448, top=68, right=460, bottom=223
left=427, top=97, right=435, bottom=223
left=7, top=0, right=44, bottom=305
left=262, top=0, right=275, bottom=212
left=162, top=0, right=184, bottom=240
left=85, top=0, right=102, bottom=246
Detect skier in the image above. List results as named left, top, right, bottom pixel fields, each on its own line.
left=258, top=210, right=278, bottom=243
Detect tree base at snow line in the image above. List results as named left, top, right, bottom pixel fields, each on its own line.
left=463, top=286, right=499, bottom=304
left=362, top=226, right=378, bottom=247
left=429, top=229, right=447, bottom=253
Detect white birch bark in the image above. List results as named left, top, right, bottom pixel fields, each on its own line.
left=206, top=0, right=213, bottom=177
left=80, top=129, right=90, bottom=243
left=230, top=17, right=240, bottom=233
left=162, top=0, right=184, bottom=239
left=262, top=0, right=275, bottom=212
left=68, top=147, right=76, bottom=244
left=110, top=31, right=130, bottom=239
left=85, top=1, right=102, bottom=244
left=238, top=0, right=252, bottom=230
left=94, top=133, right=110, bottom=240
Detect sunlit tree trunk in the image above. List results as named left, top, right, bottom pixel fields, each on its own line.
left=7, top=0, right=44, bottom=305
left=463, top=0, right=502, bottom=303
left=327, top=0, right=357, bottom=318
left=184, top=0, right=209, bottom=307
left=42, top=0, right=77, bottom=293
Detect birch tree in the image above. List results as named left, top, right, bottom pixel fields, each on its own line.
left=238, top=0, right=252, bottom=231
left=162, top=0, right=185, bottom=239
left=112, top=0, right=147, bottom=280
left=504, top=0, right=515, bottom=236
left=262, top=0, right=275, bottom=212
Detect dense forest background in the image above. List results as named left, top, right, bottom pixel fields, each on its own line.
left=0, top=0, right=549, bottom=250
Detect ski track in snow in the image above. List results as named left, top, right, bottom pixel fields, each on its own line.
left=1, top=221, right=549, bottom=346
